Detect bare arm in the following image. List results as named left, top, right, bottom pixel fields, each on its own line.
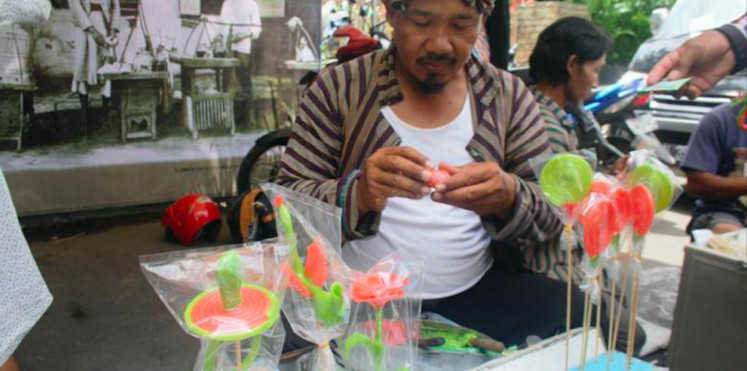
left=685, top=170, right=747, bottom=199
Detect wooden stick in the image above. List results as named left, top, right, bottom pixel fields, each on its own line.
left=611, top=254, right=631, bottom=352
left=235, top=341, right=241, bottom=369
left=565, top=225, right=573, bottom=371
left=595, top=275, right=603, bottom=360
left=626, top=276, right=640, bottom=370
left=608, top=278, right=616, bottom=362
left=580, top=291, right=592, bottom=370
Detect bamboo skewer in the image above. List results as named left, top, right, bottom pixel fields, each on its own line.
left=626, top=275, right=641, bottom=369
left=565, top=225, right=573, bottom=371
left=595, top=275, right=603, bottom=360
left=580, top=290, right=592, bottom=370
left=235, top=341, right=242, bottom=368
left=611, top=254, right=631, bottom=352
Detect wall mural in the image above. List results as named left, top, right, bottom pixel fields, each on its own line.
left=0, top=0, right=329, bottom=216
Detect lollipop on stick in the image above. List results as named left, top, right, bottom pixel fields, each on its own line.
left=605, top=185, right=632, bottom=365
left=619, top=153, right=680, bottom=368
left=536, top=152, right=594, bottom=371
left=577, top=193, right=616, bottom=370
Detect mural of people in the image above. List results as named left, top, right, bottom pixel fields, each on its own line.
left=219, top=0, right=262, bottom=100
left=69, top=0, right=121, bottom=133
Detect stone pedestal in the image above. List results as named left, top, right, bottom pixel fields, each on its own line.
left=0, top=84, right=34, bottom=151
left=103, top=72, right=168, bottom=142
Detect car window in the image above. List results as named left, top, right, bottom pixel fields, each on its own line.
left=656, top=0, right=746, bottom=39
left=630, top=0, right=747, bottom=73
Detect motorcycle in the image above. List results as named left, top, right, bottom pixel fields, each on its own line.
left=236, top=25, right=388, bottom=194
left=572, top=77, right=676, bottom=168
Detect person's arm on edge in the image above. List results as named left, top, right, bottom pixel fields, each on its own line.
left=647, top=14, right=746, bottom=99
left=685, top=171, right=747, bottom=199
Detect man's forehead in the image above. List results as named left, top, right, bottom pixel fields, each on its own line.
left=390, top=0, right=491, bottom=15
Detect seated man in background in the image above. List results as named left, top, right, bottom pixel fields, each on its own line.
left=683, top=99, right=747, bottom=236
left=277, top=0, right=587, bottom=347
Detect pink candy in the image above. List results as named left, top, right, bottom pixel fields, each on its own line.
left=427, top=170, right=450, bottom=187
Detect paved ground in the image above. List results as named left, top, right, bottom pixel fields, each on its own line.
left=13, top=195, right=694, bottom=370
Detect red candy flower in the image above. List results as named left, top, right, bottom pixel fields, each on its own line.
left=351, top=272, right=409, bottom=309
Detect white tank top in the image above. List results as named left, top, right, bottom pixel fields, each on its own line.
left=343, top=96, right=493, bottom=299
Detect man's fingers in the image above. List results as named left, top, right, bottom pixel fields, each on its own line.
left=647, top=51, right=677, bottom=86
left=372, top=181, right=424, bottom=199
left=438, top=162, right=460, bottom=175
left=387, top=146, right=433, bottom=168
left=378, top=154, right=431, bottom=183
left=685, top=85, right=703, bottom=100
left=436, top=164, right=495, bottom=192
left=432, top=183, right=488, bottom=205
left=372, top=170, right=430, bottom=197
left=665, top=44, right=699, bottom=82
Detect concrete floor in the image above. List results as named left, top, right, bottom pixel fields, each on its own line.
left=14, top=197, right=694, bottom=370
left=16, top=218, right=205, bottom=371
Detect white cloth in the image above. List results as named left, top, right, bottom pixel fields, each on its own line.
left=343, top=96, right=493, bottom=299
left=0, top=167, right=52, bottom=364
left=0, top=0, right=51, bottom=28
left=219, top=0, right=262, bottom=55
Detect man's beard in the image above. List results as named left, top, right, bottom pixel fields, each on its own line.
left=408, top=53, right=457, bottom=95
left=408, top=73, right=447, bottom=95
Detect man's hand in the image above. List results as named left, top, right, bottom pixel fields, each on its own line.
left=646, top=30, right=736, bottom=100
left=431, top=162, right=517, bottom=218
left=608, top=155, right=629, bottom=179
left=357, top=147, right=432, bottom=213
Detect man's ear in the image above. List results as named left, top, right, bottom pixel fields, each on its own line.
left=566, top=54, right=579, bottom=76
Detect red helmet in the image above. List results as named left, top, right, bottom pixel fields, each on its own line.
left=333, top=25, right=379, bottom=63
left=162, top=194, right=221, bottom=245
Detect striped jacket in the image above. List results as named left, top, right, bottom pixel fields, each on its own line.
left=277, top=48, right=562, bottom=250
left=521, top=86, right=585, bottom=282
left=530, top=87, right=578, bottom=153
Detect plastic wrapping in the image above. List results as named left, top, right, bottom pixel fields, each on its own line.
left=341, top=254, right=423, bottom=371
left=531, top=150, right=597, bottom=222
left=530, top=150, right=597, bottom=248
left=577, top=190, right=617, bottom=303
left=139, top=241, right=292, bottom=370
left=626, top=150, right=684, bottom=257
left=627, top=151, right=683, bottom=216
left=261, top=183, right=352, bottom=370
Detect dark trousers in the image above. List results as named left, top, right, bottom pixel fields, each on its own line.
left=422, top=263, right=645, bottom=353
left=422, top=263, right=585, bottom=347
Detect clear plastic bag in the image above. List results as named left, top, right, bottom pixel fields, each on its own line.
left=139, top=241, right=292, bottom=370
left=577, top=191, right=618, bottom=304
left=341, top=254, right=424, bottom=371
left=261, top=183, right=352, bottom=370
left=529, top=150, right=597, bottom=224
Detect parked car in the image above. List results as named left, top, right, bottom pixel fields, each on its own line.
left=617, top=0, right=747, bottom=162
